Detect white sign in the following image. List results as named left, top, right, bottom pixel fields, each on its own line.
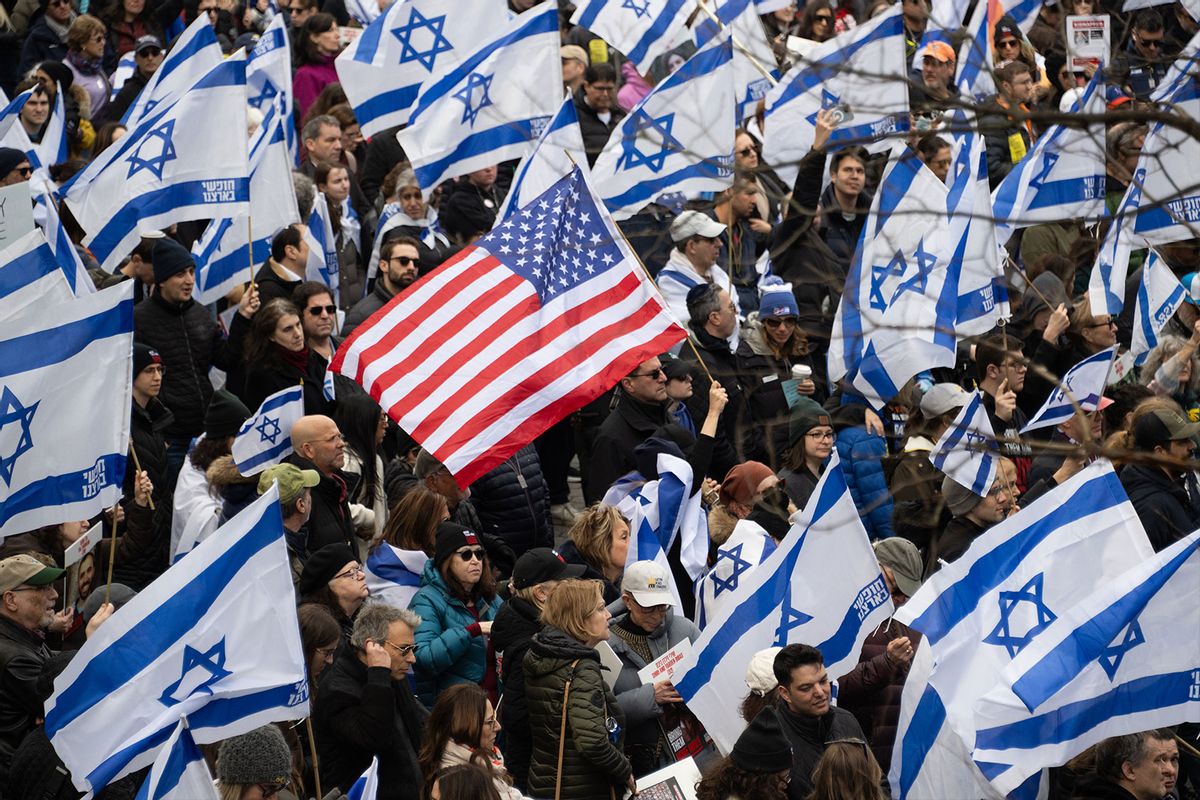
left=632, top=756, right=702, bottom=800
left=0, top=181, right=35, bottom=251
left=1066, top=15, right=1110, bottom=72
left=595, top=640, right=623, bottom=691
left=63, top=526, right=102, bottom=568
left=637, top=639, right=693, bottom=686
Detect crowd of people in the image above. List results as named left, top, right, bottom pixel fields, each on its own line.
left=0, top=0, right=1197, bottom=796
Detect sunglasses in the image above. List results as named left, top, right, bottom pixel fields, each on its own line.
left=383, top=639, right=418, bottom=656
left=763, top=316, right=798, bottom=328
left=137, top=47, right=162, bottom=57
left=736, top=147, right=756, bottom=157
left=457, top=548, right=486, bottom=562
left=10, top=166, right=31, bottom=178
left=307, top=304, right=337, bottom=316
left=1138, top=37, right=1162, bottom=48
left=997, top=38, right=1020, bottom=48
left=389, top=256, right=417, bottom=267
left=814, top=13, right=833, bottom=21
left=630, top=367, right=666, bottom=379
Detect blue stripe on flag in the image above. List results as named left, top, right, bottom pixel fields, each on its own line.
left=0, top=453, right=127, bottom=529
left=602, top=160, right=726, bottom=213
left=351, top=8, right=388, bottom=63
left=0, top=300, right=130, bottom=378
left=626, top=0, right=700, bottom=65
left=413, top=122, right=542, bottom=191
left=772, top=13, right=903, bottom=108
left=0, top=241, right=61, bottom=297
left=354, top=84, right=421, bottom=129
left=897, top=684, right=948, bottom=800
left=366, top=548, right=423, bottom=586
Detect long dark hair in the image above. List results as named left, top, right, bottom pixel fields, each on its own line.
left=421, top=765, right=501, bottom=800
left=417, top=684, right=504, bottom=785
left=696, top=757, right=789, bottom=800
left=244, top=299, right=302, bottom=368
left=296, top=12, right=336, bottom=66
left=332, top=394, right=382, bottom=504
left=439, top=548, right=496, bottom=604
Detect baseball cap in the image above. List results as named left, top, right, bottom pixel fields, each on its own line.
left=873, top=538, right=923, bottom=598
left=1133, top=408, right=1200, bottom=450
left=745, top=646, right=782, bottom=695
left=257, top=463, right=321, bottom=505
left=1181, top=272, right=1200, bottom=305
left=661, top=357, right=693, bottom=381
left=920, top=383, right=970, bottom=418
left=919, top=40, right=956, bottom=63
left=621, top=561, right=673, bottom=607
left=511, top=548, right=586, bottom=590
left=669, top=210, right=725, bottom=242
left=134, top=35, right=163, bottom=53
left=561, top=44, right=588, bottom=65
left=0, top=554, right=64, bottom=593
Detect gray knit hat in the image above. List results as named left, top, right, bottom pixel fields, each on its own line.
left=216, top=725, right=292, bottom=785
left=942, top=475, right=983, bottom=516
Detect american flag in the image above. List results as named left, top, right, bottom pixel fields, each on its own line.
left=332, top=167, right=686, bottom=486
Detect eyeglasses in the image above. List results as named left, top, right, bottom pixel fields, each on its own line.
left=814, top=12, right=833, bottom=21
left=669, top=374, right=693, bottom=383
left=307, top=304, right=336, bottom=316
left=382, top=639, right=418, bottom=656
left=314, top=644, right=337, bottom=659
left=255, top=780, right=290, bottom=798
left=457, top=548, right=486, bottom=562
left=1088, top=319, right=1117, bottom=329
left=763, top=316, right=798, bottom=328
left=389, top=256, right=417, bottom=267
left=7, top=585, right=54, bottom=594
left=9, top=166, right=31, bottom=178
left=806, top=430, right=834, bottom=441
left=332, top=565, right=364, bottom=580
left=630, top=367, right=666, bottom=379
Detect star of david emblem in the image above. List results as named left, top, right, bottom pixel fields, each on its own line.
left=126, top=119, right=178, bottom=179
left=1028, top=151, right=1058, bottom=191
left=454, top=72, right=493, bottom=127
left=870, top=250, right=906, bottom=311
left=774, top=583, right=813, bottom=646
left=712, top=543, right=753, bottom=597
left=621, top=0, right=651, bottom=17
left=805, top=89, right=842, bottom=127
left=617, top=111, right=685, bottom=173
left=255, top=415, right=282, bottom=445
left=890, top=238, right=938, bottom=304
left=1098, top=618, right=1145, bottom=680
left=982, top=573, right=1057, bottom=658
left=247, top=78, right=279, bottom=110
left=0, top=387, right=37, bottom=486
left=159, top=639, right=233, bottom=707
left=391, top=7, right=453, bottom=72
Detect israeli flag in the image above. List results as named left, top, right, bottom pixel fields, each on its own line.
left=1021, top=347, right=1115, bottom=433
left=305, top=192, right=340, bottom=305
left=45, top=486, right=310, bottom=795
left=62, top=54, right=250, bottom=273
left=930, top=390, right=999, bottom=498
left=367, top=202, right=448, bottom=278
left=365, top=544, right=427, bottom=609
left=345, top=0, right=381, bottom=26
left=762, top=9, right=909, bottom=187
left=193, top=101, right=299, bottom=304
left=348, top=756, right=381, bottom=800
left=1088, top=169, right=1142, bottom=317
left=889, top=461, right=1154, bottom=800
left=954, top=0, right=995, bottom=101
left=1131, top=251, right=1187, bottom=365
left=693, top=0, right=781, bottom=122
left=0, top=281, right=131, bottom=539
left=336, top=0, right=509, bottom=137
left=570, top=0, right=695, bottom=69
left=945, top=113, right=1009, bottom=336
left=992, top=73, right=1106, bottom=246
left=399, top=2, right=563, bottom=196
left=695, top=518, right=777, bottom=629
left=0, top=228, right=77, bottom=312
left=0, top=89, right=33, bottom=144
left=0, top=87, right=63, bottom=193
left=970, top=528, right=1198, bottom=796
left=592, top=30, right=735, bottom=221
left=495, top=97, right=587, bottom=225
left=123, top=17, right=223, bottom=128
left=110, top=51, right=137, bottom=99
left=673, top=452, right=893, bottom=753
left=35, top=81, right=67, bottom=171
left=603, top=452, right=709, bottom=614
left=829, top=143, right=957, bottom=408
left=322, top=363, right=336, bottom=402
left=247, top=15, right=297, bottom=164
left=134, top=718, right=218, bottom=800
left=232, top=385, right=305, bottom=475
left=35, top=193, right=95, bottom=295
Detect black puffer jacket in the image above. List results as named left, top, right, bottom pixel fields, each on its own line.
left=681, top=325, right=766, bottom=478
left=524, top=626, right=632, bottom=800
left=314, top=653, right=428, bottom=800
left=1120, top=463, right=1194, bottom=552
left=240, top=348, right=330, bottom=417
left=112, top=397, right=175, bottom=590
left=778, top=704, right=870, bottom=799
left=468, top=445, right=553, bottom=557
left=342, top=281, right=395, bottom=339
left=133, top=293, right=249, bottom=439
left=584, top=395, right=670, bottom=505
left=491, top=594, right=543, bottom=792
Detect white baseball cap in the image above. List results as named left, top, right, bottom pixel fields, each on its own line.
left=669, top=210, right=725, bottom=243
left=621, top=561, right=673, bottom=606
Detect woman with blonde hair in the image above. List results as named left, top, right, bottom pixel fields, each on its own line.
left=805, top=739, right=887, bottom=800
left=558, top=504, right=629, bottom=604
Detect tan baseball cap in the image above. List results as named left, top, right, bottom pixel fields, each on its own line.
left=257, top=463, right=321, bottom=505
left=0, top=554, right=65, bottom=593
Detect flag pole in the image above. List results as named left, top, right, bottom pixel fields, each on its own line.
left=995, top=319, right=1020, bottom=504
left=246, top=214, right=257, bottom=293
left=305, top=717, right=323, bottom=799
left=695, top=0, right=778, bottom=85
left=128, top=448, right=156, bottom=511
left=104, top=502, right=118, bottom=606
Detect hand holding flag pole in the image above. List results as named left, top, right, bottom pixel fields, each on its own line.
left=127, top=448, right=155, bottom=511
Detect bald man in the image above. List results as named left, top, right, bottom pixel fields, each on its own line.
left=287, top=415, right=360, bottom=556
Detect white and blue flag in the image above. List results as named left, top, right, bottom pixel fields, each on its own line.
left=45, top=486, right=310, bottom=794
left=930, top=390, right=999, bottom=498
left=992, top=72, right=1106, bottom=247
left=1131, top=250, right=1187, bottom=365
left=0, top=89, right=33, bottom=144
left=592, top=29, right=736, bottom=221
left=1021, top=347, right=1115, bottom=433
left=398, top=2, right=563, bottom=196
left=762, top=9, right=909, bottom=187
left=232, top=385, right=305, bottom=475
left=0, top=229, right=76, bottom=313
left=495, top=97, right=587, bottom=224
left=134, top=718, right=218, bottom=800
left=971, top=527, right=1198, bottom=796
left=110, top=51, right=137, bottom=99
left=955, top=0, right=995, bottom=100
left=35, top=193, right=95, bottom=296
left=348, top=756, right=380, bottom=800
left=34, top=82, right=67, bottom=172
left=0, top=281, right=131, bottom=539
left=673, top=452, right=893, bottom=753
left=365, top=543, right=428, bottom=609
left=194, top=101, right=299, bottom=304
left=570, top=0, right=695, bottom=70
left=305, top=191, right=340, bottom=303
left=695, top=518, right=777, bottom=630
left=63, top=54, right=250, bottom=273
left=0, top=86, right=64, bottom=193
left=336, top=0, right=508, bottom=137
left=889, top=461, right=1154, bottom=800
left=124, top=16, right=223, bottom=128
left=694, top=0, right=781, bottom=122
left=246, top=15, right=296, bottom=164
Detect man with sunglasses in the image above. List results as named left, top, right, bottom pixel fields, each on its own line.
left=18, top=0, right=74, bottom=75
left=0, top=148, right=31, bottom=188
left=99, top=34, right=164, bottom=125
left=344, top=236, right=419, bottom=337
left=584, top=357, right=672, bottom=504
left=293, top=281, right=339, bottom=365
left=315, top=603, right=427, bottom=799
left=1113, top=9, right=1169, bottom=99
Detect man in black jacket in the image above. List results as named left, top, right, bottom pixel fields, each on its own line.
left=1120, top=408, right=1199, bottom=552
left=343, top=237, right=418, bottom=337
left=584, top=357, right=671, bottom=504
left=773, top=643, right=873, bottom=799
left=288, top=414, right=360, bottom=555
left=97, top=35, right=163, bottom=126
left=315, top=603, right=427, bottom=800
left=1070, top=730, right=1179, bottom=800
left=573, top=62, right=625, bottom=167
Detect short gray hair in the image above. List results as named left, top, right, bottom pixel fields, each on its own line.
left=1094, top=729, right=1175, bottom=780
left=293, top=172, right=316, bottom=221
left=413, top=449, right=446, bottom=480
left=350, top=602, right=421, bottom=650
left=301, top=114, right=340, bottom=145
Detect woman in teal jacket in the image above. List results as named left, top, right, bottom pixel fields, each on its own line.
left=409, top=522, right=503, bottom=706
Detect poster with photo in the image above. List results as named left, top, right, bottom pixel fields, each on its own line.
left=1066, top=14, right=1111, bottom=71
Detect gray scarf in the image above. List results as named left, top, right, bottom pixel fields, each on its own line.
left=44, top=11, right=76, bottom=41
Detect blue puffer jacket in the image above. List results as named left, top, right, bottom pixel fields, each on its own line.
left=835, top=427, right=895, bottom=540
left=409, top=561, right=502, bottom=705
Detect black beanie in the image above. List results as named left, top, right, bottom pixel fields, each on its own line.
left=731, top=708, right=793, bottom=773
left=749, top=497, right=791, bottom=542
left=133, top=343, right=161, bottom=376
left=0, top=148, right=27, bottom=178
left=205, top=389, right=251, bottom=439
left=298, top=543, right=357, bottom=596
left=152, top=237, right=195, bottom=285
left=35, top=61, right=73, bottom=93
left=434, top=522, right=482, bottom=567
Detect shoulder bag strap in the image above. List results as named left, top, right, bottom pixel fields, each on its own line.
left=554, top=658, right=583, bottom=800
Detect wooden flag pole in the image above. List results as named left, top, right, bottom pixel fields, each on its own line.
left=305, top=717, right=323, bottom=800
left=247, top=214, right=257, bottom=292
left=103, top=502, right=118, bottom=606
left=128, top=447, right=155, bottom=511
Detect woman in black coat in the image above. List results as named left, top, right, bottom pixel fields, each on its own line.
left=240, top=299, right=330, bottom=415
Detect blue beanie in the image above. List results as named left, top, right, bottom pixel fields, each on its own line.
left=758, top=277, right=799, bottom=319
